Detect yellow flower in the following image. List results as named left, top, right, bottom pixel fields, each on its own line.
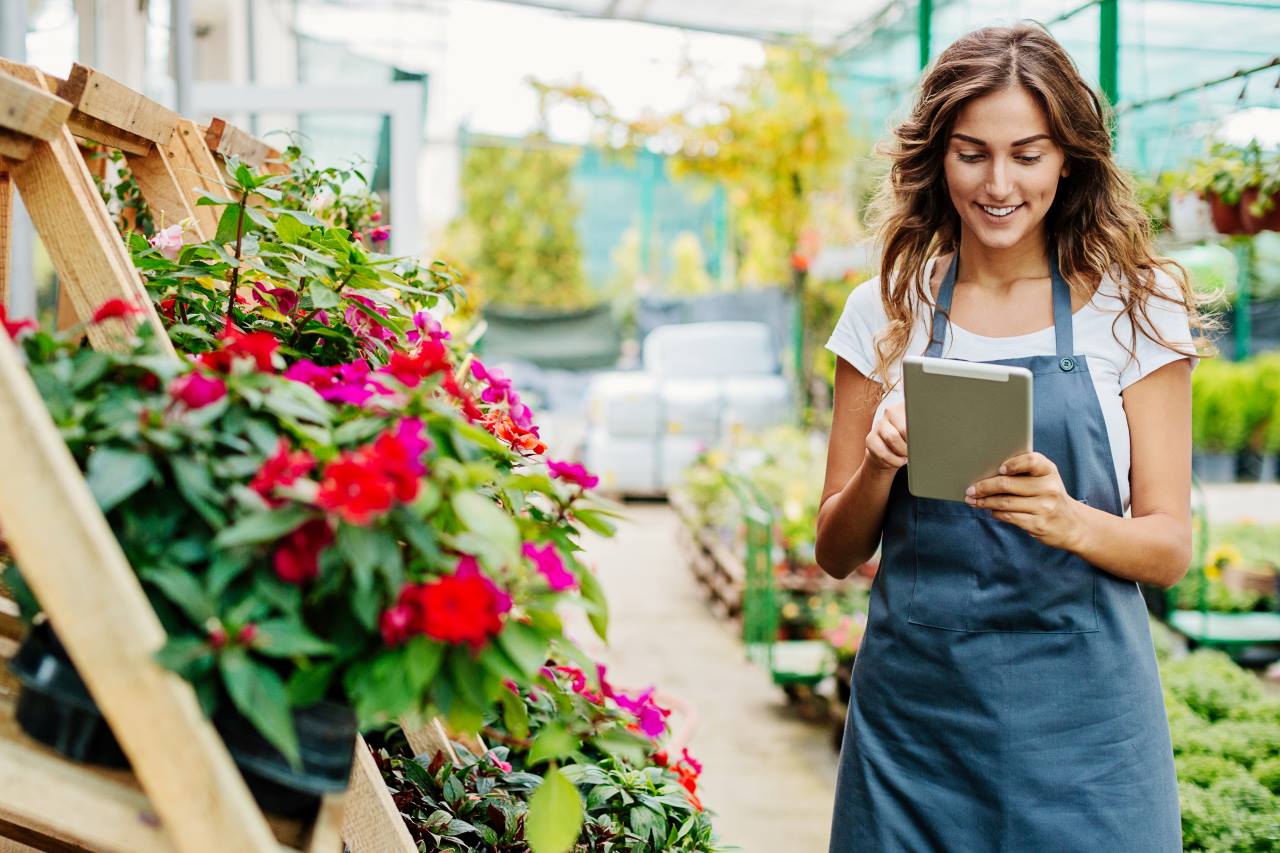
left=1204, top=562, right=1222, bottom=581
left=781, top=602, right=801, bottom=620
left=1207, top=543, right=1244, bottom=571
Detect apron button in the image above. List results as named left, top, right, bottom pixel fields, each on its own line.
left=1059, top=357, right=1075, bottom=371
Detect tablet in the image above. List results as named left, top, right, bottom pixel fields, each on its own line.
left=903, top=355, right=1033, bottom=503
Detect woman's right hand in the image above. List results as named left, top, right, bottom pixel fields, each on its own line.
left=864, top=402, right=908, bottom=472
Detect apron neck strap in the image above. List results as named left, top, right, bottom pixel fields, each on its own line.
left=924, top=247, right=1074, bottom=358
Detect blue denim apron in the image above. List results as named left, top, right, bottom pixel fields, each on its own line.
left=828, top=251, right=1180, bottom=852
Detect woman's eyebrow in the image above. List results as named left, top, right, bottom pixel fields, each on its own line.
left=949, top=133, right=1051, bottom=146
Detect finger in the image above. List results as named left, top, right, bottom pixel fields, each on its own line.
left=886, top=405, right=908, bottom=439
left=999, top=452, right=1053, bottom=477
left=989, top=510, right=1039, bottom=532
left=969, top=475, right=1044, bottom=499
left=880, top=421, right=908, bottom=458
left=867, top=432, right=907, bottom=468
left=968, top=494, right=1045, bottom=514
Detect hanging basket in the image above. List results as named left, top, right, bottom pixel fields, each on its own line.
left=1205, top=191, right=1249, bottom=236
left=1241, top=188, right=1280, bottom=234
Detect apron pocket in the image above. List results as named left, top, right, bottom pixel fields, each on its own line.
left=908, top=499, right=1099, bottom=633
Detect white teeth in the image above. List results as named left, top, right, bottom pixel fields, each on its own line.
left=981, top=205, right=1018, bottom=217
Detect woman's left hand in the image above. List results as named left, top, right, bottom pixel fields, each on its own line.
left=966, top=452, right=1087, bottom=552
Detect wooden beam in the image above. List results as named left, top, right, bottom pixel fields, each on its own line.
left=0, top=132, right=32, bottom=163
left=0, top=61, right=171, bottom=355
left=205, top=118, right=289, bottom=175
left=56, top=63, right=176, bottom=146
left=339, top=741, right=415, bottom=853
left=126, top=118, right=225, bottom=242
left=0, top=72, right=72, bottom=143
left=0, top=330, right=278, bottom=853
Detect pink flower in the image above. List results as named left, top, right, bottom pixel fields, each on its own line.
left=370, top=226, right=391, bottom=243
left=548, top=459, right=599, bottom=490
left=284, top=359, right=390, bottom=406
left=470, top=358, right=516, bottom=405
left=522, top=542, right=577, bottom=592
left=370, top=211, right=382, bottom=223
left=149, top=224, right=184, bottom=260
left=407, top=310, right=451, bottom=346
left=486, top=750, right=512, bottom=773
left=344, top=295, right=399, bottom=346
left=169, top=373, right=227, bottom=409
left=252, top=282, right=300, bottom=316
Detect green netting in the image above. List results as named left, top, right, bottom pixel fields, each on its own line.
left=832, top=0, right=1280, bottom=175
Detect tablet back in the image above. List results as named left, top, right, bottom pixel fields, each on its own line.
left=903, top=356, right=1033, bottom=502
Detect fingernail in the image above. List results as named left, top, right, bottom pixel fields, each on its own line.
left=964, top=496, right=976, bottom=505
left=964, top=486, right=975, bottom=497
left=999, top=465, right=1007, bottom=474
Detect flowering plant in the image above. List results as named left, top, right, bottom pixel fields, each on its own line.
left=375, top=660, right=721, bottom=852
left=8, top=307, right=619, bottom=769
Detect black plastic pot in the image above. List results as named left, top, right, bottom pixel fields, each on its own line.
left=8, top=622, right=129, bottom=768
left=215, top=700, right=357, bottom=818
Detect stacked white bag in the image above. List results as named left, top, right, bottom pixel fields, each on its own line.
left=585, top=321, right=793, bottom=495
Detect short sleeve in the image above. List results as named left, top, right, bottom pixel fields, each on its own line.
left=824, top=277, right=885, bottom=378
left=1118, top=269, right=1200, bottom=390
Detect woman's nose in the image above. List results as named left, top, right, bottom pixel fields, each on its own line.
left=985, top=159, right=1014, bottom=199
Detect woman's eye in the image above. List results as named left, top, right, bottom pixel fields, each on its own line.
left=957, top=153, right=984, bottom=162
left=1017, top=155, right=1043, bottom=164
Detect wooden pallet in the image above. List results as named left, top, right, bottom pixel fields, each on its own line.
left=0, top=63, right=414, bottom=853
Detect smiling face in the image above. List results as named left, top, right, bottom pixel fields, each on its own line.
left=943, top=86, right=1069, bottom=253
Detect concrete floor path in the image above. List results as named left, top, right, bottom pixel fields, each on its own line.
left=568, top=502, right=841, bottom=853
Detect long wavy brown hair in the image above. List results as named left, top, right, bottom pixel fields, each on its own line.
left=866, top=23, right=1214, bottom=391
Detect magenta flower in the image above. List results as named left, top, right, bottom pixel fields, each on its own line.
left=522, top=542, right=577, bottom=592
left=471, top=358, right=515, bottom=405
left=407, top=310, right=451, bottom=346
left=370, top=226, right=391, bottom=243
left=548, top=459, right=599, bottom=490
left=485, top=750, right=512, bottom=773
left=344, top=294, right=399, bottom=345
left=169, top=373, right=227, bottom=409
left=253, top=282, right=300, bottom=316
left=455, top=555, right=514, bottom=616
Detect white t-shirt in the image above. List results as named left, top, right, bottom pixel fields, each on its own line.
left=824, top=256, right=1199, bottom=513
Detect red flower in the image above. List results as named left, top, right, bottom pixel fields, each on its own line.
left=197, top=326, right=279, bottom=373
left=392, top=560, right=511, bottom=648
left=159, top=297, right=177, bottom=321
left=250, top=438, right=316, bottom=505
left=91, top=298, right=144, bottom=324
left=383, top=339, right=450, bottom=388
left=272, top=519, right=334, bottom=584
left=364, top=419, right=431, bottom=503
left=315, top=453, right=396, bottom=525
left=0, top=307, right=36, bottom=340
left=440, top=371, right=485, bottom=422
left=169, top=373, right=227, bottom=409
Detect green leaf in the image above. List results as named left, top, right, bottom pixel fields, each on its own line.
left=154, top=636, right=213, bottom=678
left=253, top=619, right=335, bottom=657
left=495, top=619, right=549, bottom=676
left=405, top=635, right=445, bottom=695
left=571, top=508, right=616, bottom=537
left=220, top=648, right=300, bottom=767
left=591, top=729, right=649, bottom=766
left=526, top=767, right=584, bottom=853
left=141, top=565, right=217, bottom=625
left=344, top=648, right=419, bottom=725
left=307, top=279, right=340, bottom=310
left=170, top=456, right=227, bottom=528
left=450, top=492, right=519, bottom=562
left=233, top=161, right=256, bottom=189
left=214, top=507, right=312, bottom=549
left=527, top=723, right=576, bottom=767
left=214, top=204, right=243, bottom=245
left=286, top=660, right=336, bottom=706
left=86, top=447, right=157, bottom=513
left=576, top=564, right=609, bottom=643
left=499, top=687, right=530, bottom=740
left=336, top=523, right=402, bottom=594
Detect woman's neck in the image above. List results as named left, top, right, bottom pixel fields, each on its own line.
left=954, top=228, right=1051, bottom=291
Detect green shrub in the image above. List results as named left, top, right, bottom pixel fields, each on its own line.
left=1191, top=360, right=1251, bottom=453
left=1175, top=753, right=1252, bottom=788
left=1228, top=698, right=1280, bottom=726
left=1253, top=756, right=1280, bottom=796
left=1163, top=650, right=1265, bottom=722
left=1178, top=721, right=1280, bottom=769
left=1180, top=780, right=1280, bottom=852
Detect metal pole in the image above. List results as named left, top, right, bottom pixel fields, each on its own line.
left=1098, top=0, right=1119, bottom=108
left=1233, top=237, right=1252, bottom=360
left=1, top=0, right=36, bottom=322
left=918, top=0, right=933, bottom=70
left=171, top=0, right=194, bottom=115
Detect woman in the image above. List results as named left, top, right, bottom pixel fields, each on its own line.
left=817, top=24, right=1208, bottom=852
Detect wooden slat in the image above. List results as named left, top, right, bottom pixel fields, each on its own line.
left=205, top=118, right=289, bottom=175
left=0, top=72, right=72, bottom=142
left=0, top=597, right=19, bottom=642
left=0, top=131, right=34, bottom=163
left=340, top=741, right=415, bottom=853
left=171, top=118, right=227, bottom=234
left=68, top=112, right=153, bottom=156
left=303, top=794, right=345, bottom=853
left=0, top=62, right=171, bottom=355
left=0, top=331, right=278, bottom=853
left=56, top=64, right=176, bottom=146
left=401, top=716, right=460, bottom=765
left=126, top=118, right=224, bottom=242
left=0, top=170, right=10, bottom=306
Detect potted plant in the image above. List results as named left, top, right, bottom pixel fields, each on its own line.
left=1188, top=143, right=1250, bottom=236
left=1239, top=140, right=1280, bottom=234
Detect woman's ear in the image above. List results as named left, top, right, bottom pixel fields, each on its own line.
left=1061, top=159, right=1071, bottom=178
